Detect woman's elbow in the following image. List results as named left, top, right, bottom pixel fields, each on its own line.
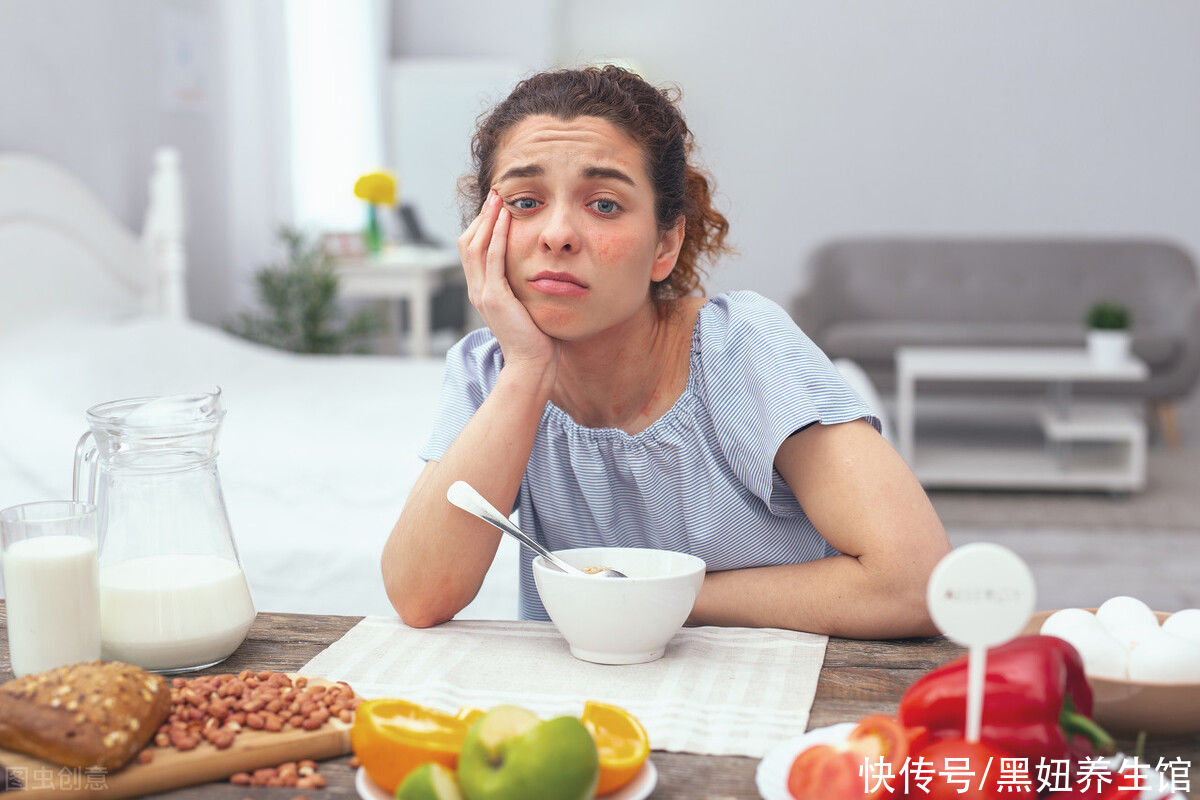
left=383, top=571, right=454, bottom=628
left=864, top=538, right=948, bottom=639
left=393, top=596, right=452, bottom=629
left=382, top=549, right=452, bottom=628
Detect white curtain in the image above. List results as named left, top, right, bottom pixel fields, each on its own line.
left=284, top=0, right=389, bottom=231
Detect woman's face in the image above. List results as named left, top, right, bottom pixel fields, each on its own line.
left=491, top=114, right=682, bottom=341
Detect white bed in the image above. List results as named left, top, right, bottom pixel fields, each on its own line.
left=0, top=151, right=519, bottom=619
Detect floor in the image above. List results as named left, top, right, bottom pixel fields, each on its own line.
left=941, top=390, right=1200, bottom=613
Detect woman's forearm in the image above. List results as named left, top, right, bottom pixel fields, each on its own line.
left=383, top=361, right=554, bottom=627
left=685, top=552, right=939, bottom=639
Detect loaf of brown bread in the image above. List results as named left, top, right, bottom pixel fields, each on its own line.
left=0, top=661, right=170, bottom=770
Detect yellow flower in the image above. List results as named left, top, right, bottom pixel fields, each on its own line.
left=354, top=170, right=398, bottom=206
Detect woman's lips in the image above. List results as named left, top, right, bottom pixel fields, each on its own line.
left=529, top=272, right=588, bottom=297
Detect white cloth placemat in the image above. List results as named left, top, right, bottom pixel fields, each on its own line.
left=299, top=616, right=827, bottom=757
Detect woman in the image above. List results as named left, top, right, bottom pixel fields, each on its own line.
left=382, top=65, right=950, bottom=638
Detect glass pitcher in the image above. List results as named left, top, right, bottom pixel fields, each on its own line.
left=73, top=389, right=255, bottom=673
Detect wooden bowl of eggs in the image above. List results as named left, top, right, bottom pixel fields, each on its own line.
left=1022, top=597, right=1200, bottom=735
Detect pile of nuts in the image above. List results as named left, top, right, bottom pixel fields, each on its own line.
left=230, top=759, right=326, bottom=789
left=152, top=669, right=360, bottom=756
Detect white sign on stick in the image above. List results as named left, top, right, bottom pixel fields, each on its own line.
left=926, top=543, right=1036, bottom=743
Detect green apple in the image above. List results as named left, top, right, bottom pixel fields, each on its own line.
left=456, top=705, right=599, bottom=800
left=394, top=763, right=464, bottom=800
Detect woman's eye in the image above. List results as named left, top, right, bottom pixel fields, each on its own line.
left=590, top=199, right=620, bottom=215
left=511, top=197, right=539, bottom=211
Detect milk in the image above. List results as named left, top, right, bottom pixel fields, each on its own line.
left=100, top=554, right=255, bottom=671
left=2, top=535, right=101, bottom=677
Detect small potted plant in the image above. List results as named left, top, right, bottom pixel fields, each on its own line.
left=1085, top=301, right=1132, bottom=365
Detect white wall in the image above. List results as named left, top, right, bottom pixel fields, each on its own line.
left=393, top=0, right=1200, bottom=306
left=1, top=1, right=221, bottom=323
left=5, top=2, right=1196, bottom=324
left=0, top=0, right=292, bottom=326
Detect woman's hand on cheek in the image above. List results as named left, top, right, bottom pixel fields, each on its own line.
left=459, top=190, right=558, bottom=374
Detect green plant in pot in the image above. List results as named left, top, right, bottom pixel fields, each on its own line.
left=1085, top=301, right=1132, bottom=365
left=226, top=226, right=382, bottom=354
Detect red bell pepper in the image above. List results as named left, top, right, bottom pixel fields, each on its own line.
left=898, top=635, right=1113, bottom=763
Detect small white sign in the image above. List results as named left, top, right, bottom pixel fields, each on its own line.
left=927, top=542, right=1035, bottom=648
left=926, top=543, right=1036, bottom=743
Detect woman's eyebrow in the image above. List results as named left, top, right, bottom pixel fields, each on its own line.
left=582, top=166, right=636, bottom=186
left=494, top=164, right=636, bottom=187
left=495, top=164, right=542, bottom=182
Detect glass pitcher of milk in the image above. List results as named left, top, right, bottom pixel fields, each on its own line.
left=73, top=389, right=255, bottom=673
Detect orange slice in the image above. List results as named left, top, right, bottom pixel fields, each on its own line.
left=351, top=698, right=479, bottom=793
left=581, top=701, right=651, bottom=796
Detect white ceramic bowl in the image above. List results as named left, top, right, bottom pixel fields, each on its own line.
left=1024, top=610, right=1200, bottom=735
left=532, top=547, right=706, bottom=665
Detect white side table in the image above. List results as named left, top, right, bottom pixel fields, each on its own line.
left=332, top=245, right=469, bottom=357
left=895, top=347, right=1150, bottom=491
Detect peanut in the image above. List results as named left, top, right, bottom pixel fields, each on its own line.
left=155, top=669, right=356, bottom=758
left=230, top=772, right=251, bottom=786
left=137, top=750, right=154, bottom=764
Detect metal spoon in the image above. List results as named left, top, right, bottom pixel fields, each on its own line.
left=445, top=481, right=627, bottom=578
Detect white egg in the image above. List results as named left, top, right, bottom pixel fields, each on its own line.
left=1095, top=596, right=1160, bottom=650
left=1047, top=626, right=1128, bottom=680
left=1127, top=629, right=1200, bottom=683
left=1040, top=608, right=1103, bottom=640
left=1162, top=608, right=1200, bottom=645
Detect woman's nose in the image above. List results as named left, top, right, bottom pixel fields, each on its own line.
left=537, top=205, right=582, bottom=255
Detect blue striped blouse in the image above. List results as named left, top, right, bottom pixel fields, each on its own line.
left=419, top=291, right=880, bottom=620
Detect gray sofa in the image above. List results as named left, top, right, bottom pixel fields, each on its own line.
left=792, top=238, right=1200, bottom=414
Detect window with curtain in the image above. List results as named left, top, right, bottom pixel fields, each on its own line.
left=284, top=0, right=388, bottom=231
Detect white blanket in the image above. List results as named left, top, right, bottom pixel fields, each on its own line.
left=0, top=318, right=519, bottom=620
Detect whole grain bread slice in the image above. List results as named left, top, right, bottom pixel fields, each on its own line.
left=0, top=661, right=170, bottom=770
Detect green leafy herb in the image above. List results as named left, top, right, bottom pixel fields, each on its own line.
left=226, top=227, right=382, bottom=354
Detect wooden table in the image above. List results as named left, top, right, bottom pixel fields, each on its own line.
left=1, top=605, right=1195, bottom=799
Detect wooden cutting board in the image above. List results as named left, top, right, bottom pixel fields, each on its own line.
left=0, top=675, right=357, bottom=799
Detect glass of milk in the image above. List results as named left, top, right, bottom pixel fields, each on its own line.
left=0, top=501, right=102, bottom=677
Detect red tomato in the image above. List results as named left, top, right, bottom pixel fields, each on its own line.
left=910, top=739, right=1023, bottom=800
left=787, top=715, right=913, bottom=800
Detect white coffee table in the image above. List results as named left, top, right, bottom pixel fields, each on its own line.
left=895, top=347, right=1149, bottom=491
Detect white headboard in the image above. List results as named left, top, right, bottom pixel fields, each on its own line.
left=0, top=148, right=188, bottom=331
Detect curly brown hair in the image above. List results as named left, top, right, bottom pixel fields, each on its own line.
left=459, top=65, right=731, bottom=308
